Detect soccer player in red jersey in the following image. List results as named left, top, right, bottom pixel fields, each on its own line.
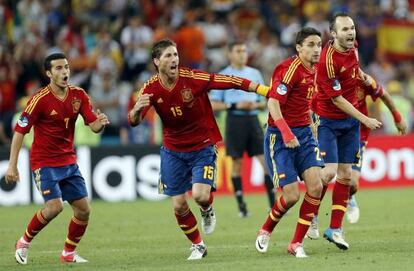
left=347, top=75, right=407, bottom=223
left=5, top=53, right=109, bottom=265
left=128, top=39, right=269, bottom=260
left=309, top=13, right=382, bottom=249
left=254, top=27, right=323, bottom=258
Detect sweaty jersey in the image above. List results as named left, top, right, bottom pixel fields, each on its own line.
left=268, top=55, right=316, bottom=127
left=15, top=85, right=97, bottom=170
left=314, top=41, right=359, bottom=119
left=356, top=78, right=383, bottom=141
left=134, top=68, right=252, bottom=152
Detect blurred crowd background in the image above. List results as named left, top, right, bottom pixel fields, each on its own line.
left=0, top=0, right=413, bottom=148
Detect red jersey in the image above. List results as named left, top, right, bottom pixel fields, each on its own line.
left=356, top=78, right=383, bottom=141
left=134, top=68, right=252, bottom=152
left=15, top=85, right=97, bottom=170
left=268, top=56, right=316, bottom=127
left=314, top=41, right=360, bottom=119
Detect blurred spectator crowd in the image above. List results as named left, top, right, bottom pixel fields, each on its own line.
left=0, top=0, right=413, bottom=147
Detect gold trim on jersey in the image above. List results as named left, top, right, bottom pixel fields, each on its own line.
left=326, top=46, right=335, bottom=79
left=25, top=87, right=50, bottom=115
left=282, top=57, right=301, bottom=84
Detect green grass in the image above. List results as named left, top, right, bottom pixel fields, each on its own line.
left=1, top=188, right=413, bottom=271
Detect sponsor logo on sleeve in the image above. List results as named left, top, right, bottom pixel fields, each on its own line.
left=17, top=116, right=29, bottom=128
left=276, top=83, right=288, bottom=95
left=333, top=79, right=341, bottom=91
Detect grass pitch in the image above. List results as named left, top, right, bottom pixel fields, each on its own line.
left=1, top=188, right=413, bottom=271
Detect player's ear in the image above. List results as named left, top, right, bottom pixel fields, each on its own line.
left=153, top=58, right=160, bottom=68
left=295, top=44, right=301, bottom=54
left=45, top=70, right=52, bottom=78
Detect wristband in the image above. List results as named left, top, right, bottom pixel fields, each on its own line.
left=256, top=84, right=270, bottom=97
left=391, top=110, right=402, bottom=123
left=274, top=118, right=295, bottom=144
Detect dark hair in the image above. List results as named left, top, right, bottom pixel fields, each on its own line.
left=329, top=12, right=351, bottom=32
left=151, top=39, right=177, bottom=60
left=227, top=40, right=245, bottom=51
left=43, top=53, right=67, bottom=71
left=295, top=27, right=321, bottom=45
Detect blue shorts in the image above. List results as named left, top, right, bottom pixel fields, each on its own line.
left=159, top=145, right=217, bottom=196
left=264, top=126, right=324, bottom=188
left=352, top=141, right=367, bottom=172
left=318, top=117, right=360, bottom=164
left=32, top=164, right=88, bottom=202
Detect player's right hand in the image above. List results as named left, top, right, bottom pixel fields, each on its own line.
left=134, top=94, right=153, bottom=112
left=364, top=117, right=382, bottom=130
left=285, top=137, right=300, bottom=148
left=5, top=166, right=19, bottom=184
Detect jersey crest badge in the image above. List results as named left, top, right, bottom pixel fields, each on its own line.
left=17, top=116, right=29, bottom=128
left=72, top=99, right=81, bottom=113
left=333, top=79, right=341, bottom=91
left=181, top=88, right=194, bottom=103
left=276, top=83, right=288, bottom=95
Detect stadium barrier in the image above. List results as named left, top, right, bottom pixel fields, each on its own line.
left=0, top=134, right=413, bottom=206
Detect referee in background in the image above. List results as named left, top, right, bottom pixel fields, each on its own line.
left=210, top=41, right=275, bottom=217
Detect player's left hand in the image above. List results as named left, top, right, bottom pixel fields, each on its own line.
left=285, top=137, right=300, bottom=148
left=395, top=119, right=407, bottom=135
left=96, top=109, right=110, bottom=126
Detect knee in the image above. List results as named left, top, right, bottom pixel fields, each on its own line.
left=337, top=167, right=352, bottom=180
left=232, top=159, right=242, bottom=176
left=307, top=182, right=323, bottom=198
left=322, top=169, right=336, bottom=185
left=193, top=191, right=210, bottom=206
left=44, top=203, right=64, bottom=220
left=173, top=200, right=189, bottom=215
left=75, top=206, right=91, bottom=221
left=283, top=191, right=300, bottom=207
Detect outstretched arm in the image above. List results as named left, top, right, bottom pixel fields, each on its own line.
left=207, top=74, right=270, bottom=97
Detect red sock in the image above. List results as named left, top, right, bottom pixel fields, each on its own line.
left=175, top=209, right=202, bottom=244
left=314, top=184, right=328, bottom=216
left=64, top=217, right=88, bottom=253
left=291, top=193, right=321, bottom=244
left=200, top=192, right=214, bottom=211
left=261, top=196, right=288, bottom=233
left=330, top=178, right=350, bottom=228
left=23, top=210, right=49, bottom=243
